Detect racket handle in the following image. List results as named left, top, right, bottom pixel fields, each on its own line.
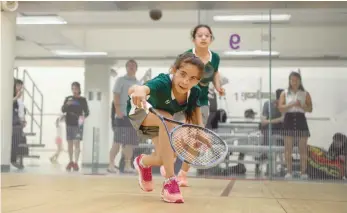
left=148, top=107, right=157, bottom=115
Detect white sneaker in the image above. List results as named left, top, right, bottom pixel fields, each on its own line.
left=300, top=174, right=308, bottom=180
left=284, top=173, right=293, bottom=180
left=107, top=167, right=119, bottom=174
left=124, top=167, right=136, bottom=173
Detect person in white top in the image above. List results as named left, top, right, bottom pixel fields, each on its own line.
left=50, top=115, right=65, bottom=164
left=13, top=79, right=26, bottom=124
left=11, top=79, right=27, bottom=169
left=279, top=72, right=313, bottom=180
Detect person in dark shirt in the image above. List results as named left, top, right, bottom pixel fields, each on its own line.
left=261, top=89, right=284, bottom=134
left=61, top=82, right=89, bottom=172
left=328, top=133, right=347, bottom=178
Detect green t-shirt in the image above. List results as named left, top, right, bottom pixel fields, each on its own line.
left=186, top=48, right=220, bottom=106
left=127, top=73, right=201, bottom=116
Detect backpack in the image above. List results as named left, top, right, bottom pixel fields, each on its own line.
left=307, top=145, right=345, bottom=179
left=206, top=109, right=227, bottom=130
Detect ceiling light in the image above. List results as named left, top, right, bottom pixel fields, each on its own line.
left=17, top=16, right=67, bottom=25
left=52, top=50, right=108, bottom=56
left=214, top=14, right=291, bottom=22
left=224, top=50, right=280, bottom=56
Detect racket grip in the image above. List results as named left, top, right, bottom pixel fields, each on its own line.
left=149, top=108, right=156, bottom=115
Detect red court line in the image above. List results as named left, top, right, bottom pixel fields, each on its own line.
left=220, top=180, right=236, bottom=197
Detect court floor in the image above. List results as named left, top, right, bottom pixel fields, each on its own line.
left=1, top=173, right=347, bottom=213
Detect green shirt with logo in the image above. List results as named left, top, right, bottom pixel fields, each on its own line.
left=127, top=73, right=201, bottom=116
left=185, top=48, right=220, bottom=106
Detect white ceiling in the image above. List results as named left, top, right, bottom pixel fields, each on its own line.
left=13, top=1, right=347, bottom=61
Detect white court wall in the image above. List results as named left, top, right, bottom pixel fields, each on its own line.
left=16, top=25, right=347, bottom=58
left=17, top=60, right=347, bottom=156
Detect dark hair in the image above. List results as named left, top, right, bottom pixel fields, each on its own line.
left=13, top=78, right=18, bottom=110
left=71, top=81, right=81, bottom=95
left=13, top=78, right=23, bottom=97
left=276, top=89, right=284, bottom=100
left=126, top=59, right=138, bottom=69
left=288, top=72, right=305, bottom=91
left=333, top=133, right=347, bottom=143
left=244, top=109, right=256, bottom=119
left=15, top=79, right=23, bottom=85
left=13, top=78, right=17, bottom=98
left=191, top=24, right=214, bottom=40
left=172, top=52, right=205, bottom=77
left=172, top=52, right=205, bottom=123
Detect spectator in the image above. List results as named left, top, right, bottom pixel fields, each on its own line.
left=328, top=133, right=347, bottom=178
left=256, top=89, right=284, bottom=174
left=11, top=78, right=26, bottom=169
left=50, top=115, right=65, bottom=164
left=61, top=81, right=89, bottom=172
left=108, top=59, right=141, bottom=173
left=261, top=89, right=284, bottom=136
left=279, top=72, right=313, bottom=180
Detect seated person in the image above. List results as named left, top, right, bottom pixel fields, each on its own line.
left=261, top=89, right=284, bottom=143
left=256, top=90, right=285, bottom=173
left=328, top=133, right=347, bottom=177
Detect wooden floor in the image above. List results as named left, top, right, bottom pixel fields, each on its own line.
left=1, top=173, right=347, bottom=213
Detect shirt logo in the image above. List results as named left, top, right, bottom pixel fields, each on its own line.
left=165, top=100, right=170, bottom=104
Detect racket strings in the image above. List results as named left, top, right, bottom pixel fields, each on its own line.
left=171, top=126, right=227, bottom=167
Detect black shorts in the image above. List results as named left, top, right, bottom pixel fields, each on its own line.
left=113, top=117, right=139, bottom=145
left=66, top=125, right=83, bottom=141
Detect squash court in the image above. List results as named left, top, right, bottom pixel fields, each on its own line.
left=1, top=173, right=346, bottom=213
left=2, top=2, right=347, bottom=213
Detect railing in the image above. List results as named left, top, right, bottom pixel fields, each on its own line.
left=14, top=68, right=44, bottom=145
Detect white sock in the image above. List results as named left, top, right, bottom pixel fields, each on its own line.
left=178, top=170, right=187, bottom=176
left=165, top=176, right=176, bottom=183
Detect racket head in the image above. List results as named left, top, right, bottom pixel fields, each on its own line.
left=169, top=124, right=228, bottom=169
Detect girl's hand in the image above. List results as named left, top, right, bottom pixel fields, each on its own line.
left=131, top=86, right=148, bottom=108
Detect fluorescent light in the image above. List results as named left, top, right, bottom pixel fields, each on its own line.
left=214, top=14, right=291, bottom=22
left=17, top=16, right=67, bottom=25
left=53, top=50, right=108, bottom=56
left=224, top=50, right=280, bottom=56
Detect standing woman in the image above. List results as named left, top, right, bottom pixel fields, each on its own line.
left=11, top=79, right=26, bottom=169
left=61, top=82, right=89, bottom=172
left=279, top=72, right=313, bottom=180
left=162, top=24, right=225, bottom=186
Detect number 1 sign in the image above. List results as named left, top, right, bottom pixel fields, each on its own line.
left=229, top=34, right=241, bottom=50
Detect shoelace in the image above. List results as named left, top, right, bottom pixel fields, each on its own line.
left=142, top=167, right=152, bottom=181
left=166, top=180, right=180, bottom=193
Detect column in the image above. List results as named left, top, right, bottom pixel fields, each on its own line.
left=0, top=11, right=17, bottom=172
left=82, top=58, right=115, bottom=169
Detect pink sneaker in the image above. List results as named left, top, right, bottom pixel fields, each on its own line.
left=177, top=170, right=188, bottom=187
left=161, top=166, right=189, bottom=187
left=161, top=177, right=184, bottom=203
left=133, top=155, right=153, bottom=192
